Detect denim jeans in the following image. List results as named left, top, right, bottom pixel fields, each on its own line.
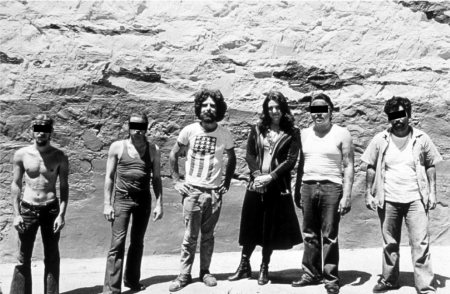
left=301, top=181, right=342, bottom=286
left=103, top=191, right=151, bottom=294
left=378, top=200, right=435, bottom=293
left=10, top=200, right=60, bottom=294
left=180, top=185, right=222, bottom=275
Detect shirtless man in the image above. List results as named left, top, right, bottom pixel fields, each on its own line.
left=10, top=114, right=69, bottom=294
left=292, top=93, right=354, bottom=294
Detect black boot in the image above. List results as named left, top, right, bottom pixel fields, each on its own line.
left=228, top=257, right=252, bottom=281
left=257, top=263, right=269, bottom=285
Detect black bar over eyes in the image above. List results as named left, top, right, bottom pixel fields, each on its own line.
left=33, top=125, right=52, bottom=132
left=129, top=122, right=147, bottom=130
left=310, top=105, right=328, bottom=113
left=387, top=110, right=406, bottom=121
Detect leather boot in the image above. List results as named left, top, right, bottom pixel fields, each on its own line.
left=228, top=257, right=252, bottom=281
left=257, top=263, right=269, bottom=285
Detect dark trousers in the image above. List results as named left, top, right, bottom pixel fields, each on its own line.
left=10, top=200, right=61, bottom=294
left=301, top=181, right=342, bottom=286
left=103, top=191, right=151, bottom=294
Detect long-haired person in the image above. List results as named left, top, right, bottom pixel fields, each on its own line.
left=228, top=91, right=302, bottom=285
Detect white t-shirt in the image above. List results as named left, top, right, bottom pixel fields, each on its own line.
left=177, top=122, right=234, bottom=188
left=384, top=133, right=420, bottom=203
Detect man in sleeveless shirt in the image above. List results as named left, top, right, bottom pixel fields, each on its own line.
left=361, top=97, right=441, bottom=294
left=103, top=113, right=163, bottom=294
left=10, top=114, right=69, bottom=294
left=168, top=89, right=236, bottom=292
left=292, top=93, right=354, bottom=294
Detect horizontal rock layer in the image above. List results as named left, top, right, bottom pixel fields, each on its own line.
left=1, top=0, right=450, bottom=262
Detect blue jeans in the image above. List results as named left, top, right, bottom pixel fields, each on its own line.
left=301, top=181, right=342, bottom=286
left=103, top=191, right=151, bottom=294
left=10, top=200, right=60, bottom=294
left=180, top=185, right=222, bottom=275
left=378, top=200, right=435, bottom=293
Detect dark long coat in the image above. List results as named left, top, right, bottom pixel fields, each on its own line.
left=238, top=125, right=302, bottom=250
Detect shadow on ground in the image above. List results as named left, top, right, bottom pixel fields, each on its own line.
left=62, top=285, right=103, bottom=294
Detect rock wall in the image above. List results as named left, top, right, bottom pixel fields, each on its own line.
left=1, top=0, right=450, bottom=262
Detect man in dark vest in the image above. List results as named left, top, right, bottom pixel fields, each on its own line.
left=103, top=113, right=163, bottom=294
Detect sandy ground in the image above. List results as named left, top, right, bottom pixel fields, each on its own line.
left=1, top=246, right=449, bottom=294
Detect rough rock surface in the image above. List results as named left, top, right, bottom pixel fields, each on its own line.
left=1, top=0, right=450, bottom=262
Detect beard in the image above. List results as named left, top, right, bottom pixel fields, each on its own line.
left=393, top=121, right=407, bottom=131
left=201, top=111, right=216, bottom=123
left=36, top=139, right=49, bottom=147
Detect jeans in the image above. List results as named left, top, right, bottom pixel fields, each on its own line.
left=180, top=185, right=222, bottom=275
left=378, top=200, right=435, bottom=293
left=301, top=181, right=342, bottom=286
left=10, top=200, right=60, bottom=294
left=103, top=191, right=151, bottom=294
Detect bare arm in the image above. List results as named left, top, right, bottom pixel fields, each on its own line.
left=169, top=142, right=190, bottom=195
left=11, top=150, right=25, bottom=233
left=339, top=130, right=354, bottom=216
left=217, top=148, right=236, bottom=194
left=365, top=165, right=377, bottom=211
left=151, top=146, right=163, bottom=221
left=103, top=142, right=119, bottom=221
left=426, top=166, right=437, bottom=210
left=54, top=153, right=69, bottom=233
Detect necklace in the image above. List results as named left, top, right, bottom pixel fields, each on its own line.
left=266, top=129, right=281, bottom=154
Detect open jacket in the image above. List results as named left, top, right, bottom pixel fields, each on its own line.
left=361, top=126, right=442, bottom=207
left=246, top=124, right=301, bottom=193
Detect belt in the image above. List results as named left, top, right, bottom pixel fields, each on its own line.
left=115, top=190, right=150, bottom=198
left=21, top=198, right=58, bottom=209
left=303, top=180, right=334, bottom=185
left=189, top=185, right=218, bottom=192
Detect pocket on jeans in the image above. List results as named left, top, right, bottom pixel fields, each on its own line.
left=183, top=195, right=200, bottom=217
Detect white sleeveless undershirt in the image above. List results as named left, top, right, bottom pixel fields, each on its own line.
left=384, top=133, right=420, bottom=203
left=302, top=125, right=343, bottom=185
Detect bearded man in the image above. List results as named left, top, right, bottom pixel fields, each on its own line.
left=168, top=89, right=236, bottom=292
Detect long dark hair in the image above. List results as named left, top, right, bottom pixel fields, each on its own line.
left=194, top=89, right=227, bottom=122
left=258, top=91, right=295, bottom=133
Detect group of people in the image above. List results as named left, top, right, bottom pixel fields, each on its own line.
left=9, top=88, right=442, bottom=294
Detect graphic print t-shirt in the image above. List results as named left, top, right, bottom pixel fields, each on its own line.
left=177, top=123, right=234, bottom=188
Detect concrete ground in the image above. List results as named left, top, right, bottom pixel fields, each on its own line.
left=0, top=246, right=449, bottom=294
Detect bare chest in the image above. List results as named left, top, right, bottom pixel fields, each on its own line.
left=23, top=153, right=59, bottom=183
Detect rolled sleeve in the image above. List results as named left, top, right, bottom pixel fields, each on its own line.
left=423, top=134, right=443, bottom=167
left=360, top=137, right=379, bottom=166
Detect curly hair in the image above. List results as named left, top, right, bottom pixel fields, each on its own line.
left=194, top=89, right=227, bottom=122
left=384, top=96, right=412, bottom=118
left=258, top=91, right=295, bottom=133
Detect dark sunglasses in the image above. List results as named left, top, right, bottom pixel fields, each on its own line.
left=387, top=110, right=406, bottom=121
left=310, top=105, right=328, bottom=113
left=33, top=125, right=52, bottom=133
left=129, top=122, right=148, bottom=131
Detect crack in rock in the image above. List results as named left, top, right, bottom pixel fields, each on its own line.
left=42, top=23, right=164, bottom=36
left=273, top=61, right=364, bottom=93
left=108, top=66, right=162, bottom=83
left=211, top=55, right=246, bottom=66
left=398, top=1, right=450, bottom=25
left=0, top=52, right=24, bottom=64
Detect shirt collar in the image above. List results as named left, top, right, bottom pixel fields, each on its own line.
left=381, top=126, right=424, bottom=141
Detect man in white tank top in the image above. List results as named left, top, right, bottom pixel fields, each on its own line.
left=292, top=94, right=354, bottom=294
left=361, top=97, right=442, bottom=294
